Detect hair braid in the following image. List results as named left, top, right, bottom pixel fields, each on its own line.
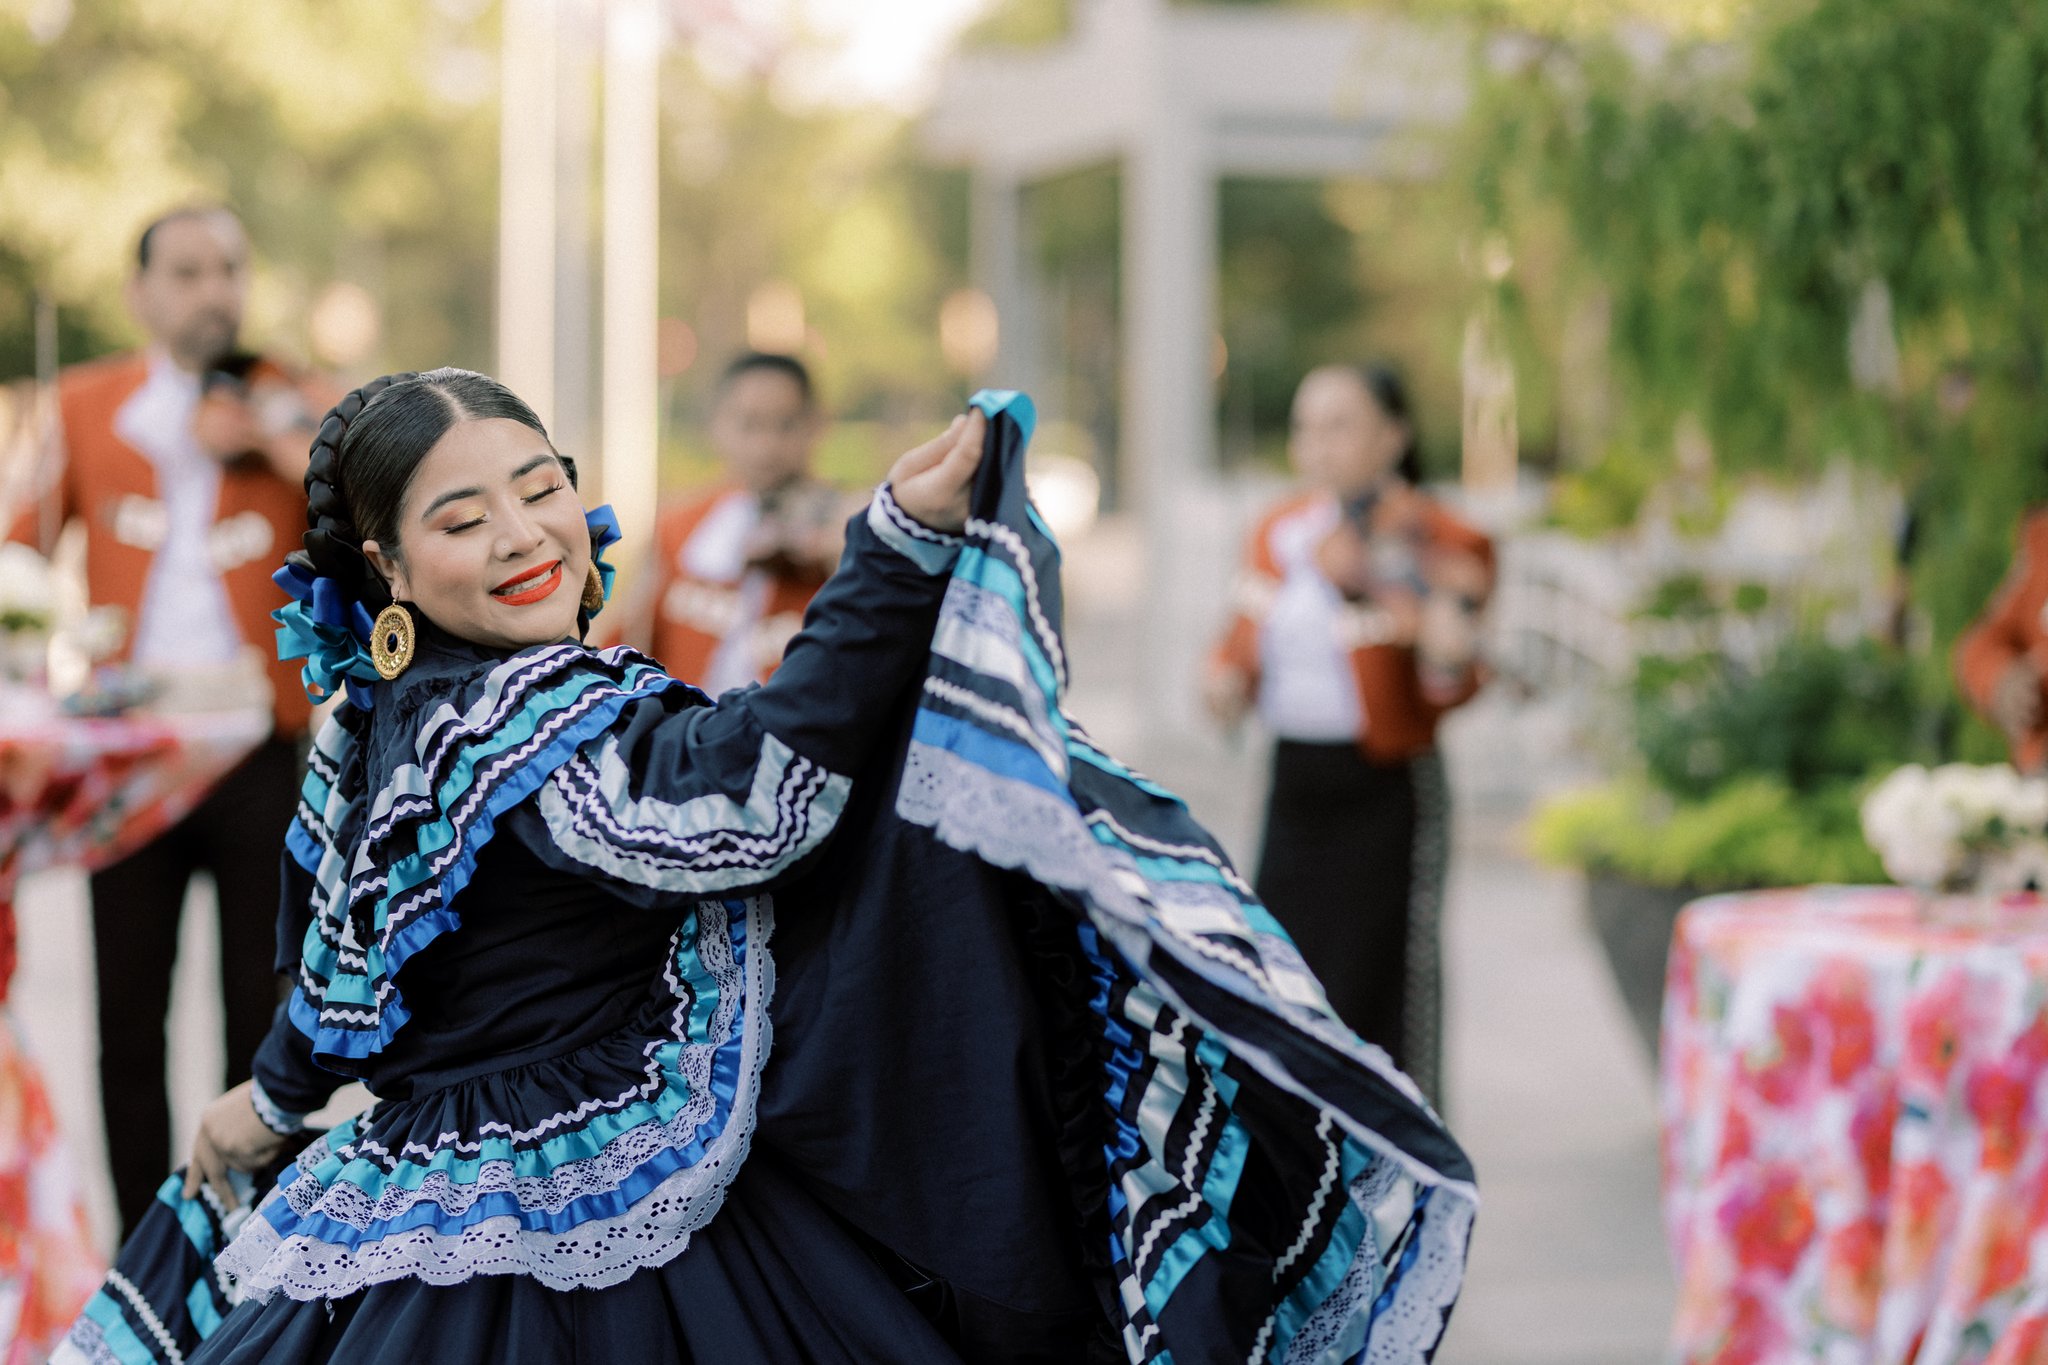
left=289, top=371, right=418, bottom=611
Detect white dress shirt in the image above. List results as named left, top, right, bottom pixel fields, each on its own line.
left=680, top=490, right=772, bottom=696
left=114, top=351, right=245, bottom=668
left=1257, top=496, right=1365, bottom=742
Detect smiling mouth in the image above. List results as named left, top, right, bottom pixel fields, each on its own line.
left=491, top=560, right=563, bottom=606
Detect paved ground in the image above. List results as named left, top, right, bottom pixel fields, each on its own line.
left=13, top=512, right=1675, bottom=1358
left=1431, top=785, right=1674, bottom=1363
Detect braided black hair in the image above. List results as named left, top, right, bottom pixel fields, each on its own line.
left=292, top=368, right=565, bottom=612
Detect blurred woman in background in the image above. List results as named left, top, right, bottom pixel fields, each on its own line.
left=1207, top=363, right=1494, bottom=1104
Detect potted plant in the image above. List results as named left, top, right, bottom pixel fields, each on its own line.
left=1529, top=632, right=1911, bottom=1055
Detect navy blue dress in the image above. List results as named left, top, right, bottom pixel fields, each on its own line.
left=60, top=394, right=1476, bottom=1365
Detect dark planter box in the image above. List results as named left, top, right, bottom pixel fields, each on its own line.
left=1584, top=873, right=1710, bottom=1061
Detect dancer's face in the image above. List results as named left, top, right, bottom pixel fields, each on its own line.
left=362, top=418, right=591, bottom=652
left=1288, top=367, right=1409, bottom=499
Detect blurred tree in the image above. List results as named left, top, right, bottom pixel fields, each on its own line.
left=1216, top=179, right=1365, bottom=466
left=1461, top=0, right=2048, bottom=755
left=0, top=0, right=979, bottom=491
left=0, top=0, right=501, bottom=377
left=655, top=70, right=954, bottom=428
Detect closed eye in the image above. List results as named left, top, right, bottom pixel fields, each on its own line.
left=523, top=483, right=565, bottom=504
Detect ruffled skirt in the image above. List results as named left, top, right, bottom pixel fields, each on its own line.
left=193, top=1149, right=963, bottom=1364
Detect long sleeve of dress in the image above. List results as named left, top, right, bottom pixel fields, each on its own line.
left=249, top=846, right=352, bottom=1129
left=504, top=487, right=962, bottom=908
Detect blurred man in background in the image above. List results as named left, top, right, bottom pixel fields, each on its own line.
left=610, top=352, right=850, bottom=691
left=4, top=205, right=328, bottom=1237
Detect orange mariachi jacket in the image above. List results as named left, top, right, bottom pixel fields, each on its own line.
left=1957, top=506, right=2048, bottom=772
left=1210, top=485, right=1495, bottom=764
left=632, top=485, right=831, bottom=690
left=6, top=352, right=313, bottom=737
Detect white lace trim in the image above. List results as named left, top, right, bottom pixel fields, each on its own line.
left=51, top=1318, right=123, bottom=1365
left=1280, top=1162, right=1403, bottom=1365
left=249, top=1077, right=307, bottom=1136
left=276, top=1036, right=725, bottom=1230
left=219, top=897, right=775, bottom=1302
left=1361, top=1184, right=1473, bottom=1365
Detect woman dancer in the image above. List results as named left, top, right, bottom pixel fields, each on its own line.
left=1207, top=364, right=1493, bottom=1106
left=63, top=371, right=1475, bottom=1364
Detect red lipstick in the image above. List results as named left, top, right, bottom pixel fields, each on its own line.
left=491, top=559, right=563, bottom=606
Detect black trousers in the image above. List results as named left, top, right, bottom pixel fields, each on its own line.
left=89, top=734, right=298, bottom=1238
left=1253, top=740, right=1448, bottom=1103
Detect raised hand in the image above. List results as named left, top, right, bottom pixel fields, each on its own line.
left=886, top=410, right=986, bottom=534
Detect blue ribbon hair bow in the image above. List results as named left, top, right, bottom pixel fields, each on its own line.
left=272, top=560, right=381, bottom=709
left=585, top=504, right=621, bottom=617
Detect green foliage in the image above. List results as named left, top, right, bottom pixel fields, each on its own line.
left=0, top=608, right=49, bottom=632
left=1632, top=636, right=1918, bottom=800
left=1634, top=572, right=1717, bottom=622
left=0, top=0, right=501, bottom=373
left=1464, top=0, right=2048, bottom=651
left=1216, top=178, right=1368, bottom=467
left=1533, top=631, right=1916, bottom=887
left=1545, top=443, right=1656, bottom=534
left=1527, top=776, right=1884, bottom=891
left=655, top=82, right=954, bottom=424
left=0, top=2, right=981, bottom=441
left=1460, top=0, right=2048, bottom=830
left=0, top=244, right=118, bottom=379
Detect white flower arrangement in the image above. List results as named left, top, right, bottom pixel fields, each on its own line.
left=1861, top=762, right=2048, bottom=894
left=0, top=541, right=54, bottom=634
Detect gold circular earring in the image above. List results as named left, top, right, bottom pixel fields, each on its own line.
left=370, top=602, right=416, bottom=680
left=581, top=563, right=607, bottom=615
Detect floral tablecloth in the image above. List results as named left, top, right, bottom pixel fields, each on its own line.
left=0, top=706, right=268, bottom=997
left=0, top=703, right=266, bottom=1360
left=1664, top=885, right=2048, bottom=1365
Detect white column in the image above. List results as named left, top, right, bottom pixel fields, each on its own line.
left=497, top=0, right=558, bottom=428
left=1122, top=112, right=1220, bottom=736
left=1122, top=127, right=1215, bottom=507
left=969, top=167, right=1041, bottom=402
left=601, top=0, right=660, bottom=546
left=552, top=0, right=599, bottom=463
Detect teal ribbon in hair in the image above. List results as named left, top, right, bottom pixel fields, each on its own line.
left=585, top=504, right=620, bottom=616
left=272, top=561, right=381, bottom=708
